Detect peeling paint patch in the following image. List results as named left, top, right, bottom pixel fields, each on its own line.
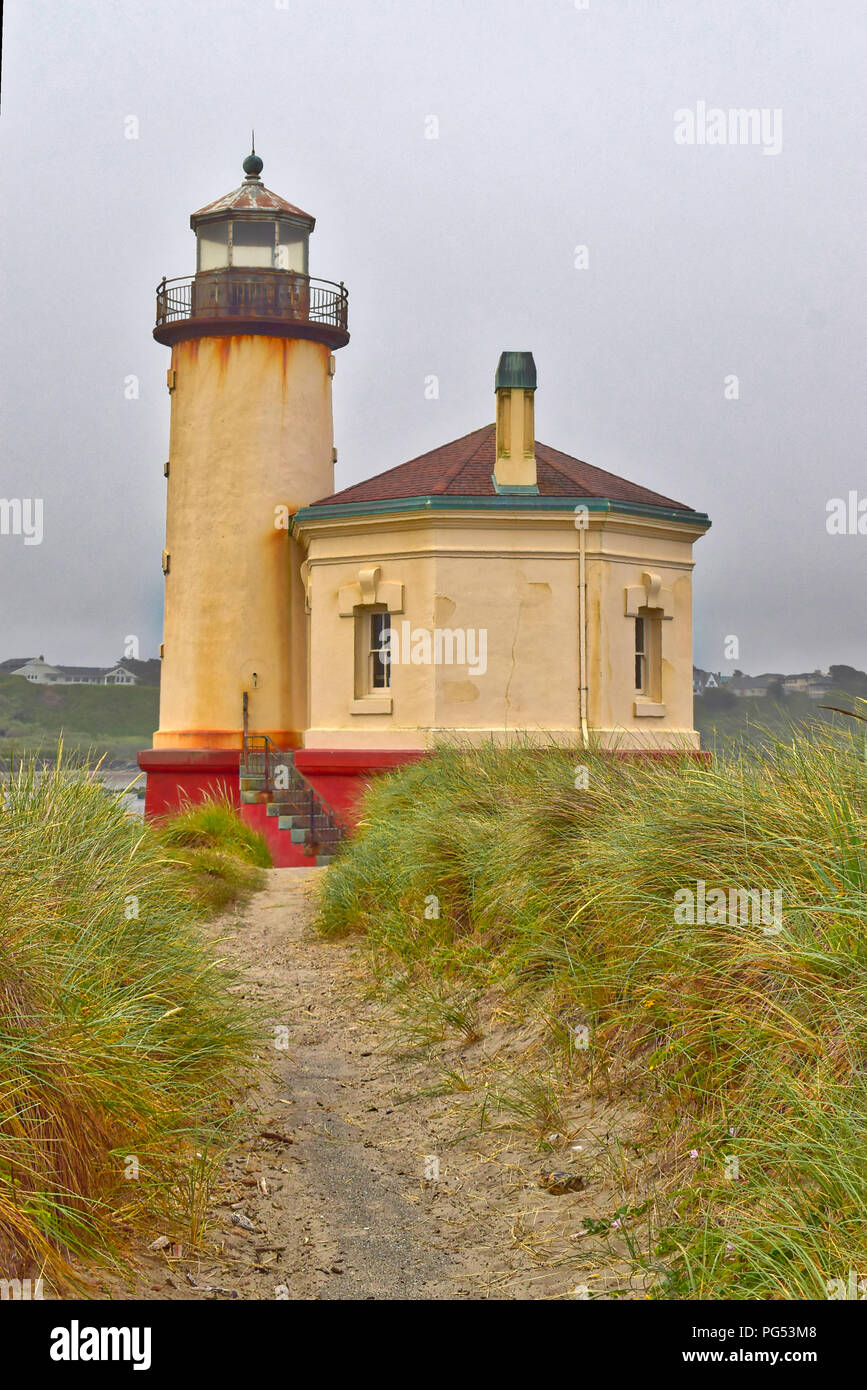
left=441, top=680, right=481, bottom=704
left=434, top=594, right=456, bottom=623
left=525, top=581, right=552, bottom=605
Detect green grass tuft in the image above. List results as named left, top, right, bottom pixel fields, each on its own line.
left=317, top=727, right=867, bottom=1300
left=0, top=760, right=267, bottom=1289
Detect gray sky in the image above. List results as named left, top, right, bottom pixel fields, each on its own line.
left=1, top=0, right=865, bottom=674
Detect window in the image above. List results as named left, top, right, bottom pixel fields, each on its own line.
left=276, top=222, right=308, bottom=274
left=197, top=220, right=229, bottom=271
left=368, top=611, right=391, bottom=691
left=355, top=607, right=392, bottom=697
left=231, top=220, right=276, bottom=269
left=634, top=616, right=646, bottom=692
left=634, top=609, right=663, bottom=703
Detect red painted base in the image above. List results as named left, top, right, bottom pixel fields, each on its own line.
left=136, top=746, right=426, bottom=868
left=138, top=749, right=241, bottom=818
left=294, top=749, right=426, bottom=826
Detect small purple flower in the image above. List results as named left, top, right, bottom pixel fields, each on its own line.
left=611, top=1218, right=622, bottom=1230
left=689, top=1149, right=699, bottom=1159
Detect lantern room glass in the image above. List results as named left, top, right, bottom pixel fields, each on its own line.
left=276, top=221, right=309, bottom=274
left=197, top=220, right=229, bottom=271
left=196, top=217, right=310, bottom=273
left=231, top=220, right=275, bottom=269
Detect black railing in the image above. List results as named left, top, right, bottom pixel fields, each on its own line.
left=155, top=271, right=349, bottom=333
left=241, top=734, right=345, bottom=856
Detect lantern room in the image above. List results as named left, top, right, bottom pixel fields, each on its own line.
left=190, top=148, right=314, bottom=274
left=153, top=147, right=348, bottom=349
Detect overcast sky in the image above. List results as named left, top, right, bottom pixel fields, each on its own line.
left=1, top=0, right=865, bottom=674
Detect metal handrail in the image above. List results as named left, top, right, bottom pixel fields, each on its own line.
left=155, top=271, right=348, bottom=331
left=241, top=733, right=345, bottom=855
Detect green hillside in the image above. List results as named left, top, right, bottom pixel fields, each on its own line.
left=2, top=672, right=860, bottom=764
left=0, top=676, right=158, bottom=763
left=695, top=689, right=859, bottom=750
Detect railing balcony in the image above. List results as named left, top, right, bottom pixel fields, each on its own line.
left=154, top=269, right=349, bottom=347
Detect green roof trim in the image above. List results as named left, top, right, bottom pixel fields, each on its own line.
left=491, top=475, right=540, bottom=496
left=293, top=494, right=711, bottom=529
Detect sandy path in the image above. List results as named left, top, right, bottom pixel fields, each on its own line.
left=99, top=868, right=649, bottom=1301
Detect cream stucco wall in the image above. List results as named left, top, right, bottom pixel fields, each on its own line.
left=296, top=505, right=707, bottom=751
left=585, top=517, right=700, bottom=747
left=155, top=333, right=335, bottom=749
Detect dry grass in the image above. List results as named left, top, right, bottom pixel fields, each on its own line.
left=0, top=760, right=267, bottom=1289
left=318, top=724, right=867, bottom=1299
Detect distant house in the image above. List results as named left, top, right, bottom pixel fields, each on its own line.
left=1, top=656, right=143, bottom=686
left=114, top=657, right=161, bottom=686
left=783, top=671, right=833, bottom=699
left=2, top=657, right=63, bottom=683
left=694, top=667, right=836, bottom=701
left=0, top=657, right=38, bottom=675
left=693, top=668, right=723, bottom=695
left=729, top=674, right=779, bottom=698
left=55, top=664, right=139, bottom=686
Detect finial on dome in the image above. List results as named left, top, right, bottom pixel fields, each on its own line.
left=243, top=132, right=263, bottom=180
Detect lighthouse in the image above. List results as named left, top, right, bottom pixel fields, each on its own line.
left=140, top=149, right=709, bottom=841
left=141, top=149, right=349, bottom=813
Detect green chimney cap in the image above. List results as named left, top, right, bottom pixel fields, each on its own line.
left=495, top=351, right=537, bottom=391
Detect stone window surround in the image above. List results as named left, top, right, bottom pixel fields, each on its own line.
left=625, top=571, right=673, bottom=718
left=337, top=566, right=404, bottom=716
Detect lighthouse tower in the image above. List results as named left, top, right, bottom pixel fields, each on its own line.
left=140, top=149, right=349, bottom=813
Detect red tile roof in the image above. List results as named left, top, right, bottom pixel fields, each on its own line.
left=310, top=424, right=695, bottom=512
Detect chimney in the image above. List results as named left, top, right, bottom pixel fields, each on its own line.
left=493, top=351, right=538, bottom=494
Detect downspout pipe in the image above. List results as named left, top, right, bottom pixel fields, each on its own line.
left=577, top=513, right=589, bottom=746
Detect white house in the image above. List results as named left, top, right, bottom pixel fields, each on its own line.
left=0, top=657, right=140, bottom=686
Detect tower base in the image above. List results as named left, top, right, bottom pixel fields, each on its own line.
left=138, top=748, right=242, bottom=818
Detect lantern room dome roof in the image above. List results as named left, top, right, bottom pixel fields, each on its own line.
left=191, top=152, right=315, bottom=229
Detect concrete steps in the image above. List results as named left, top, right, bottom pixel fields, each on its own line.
left=240, top=788, right=270, bottom=804
left=239, top=749, right=345, bottom=868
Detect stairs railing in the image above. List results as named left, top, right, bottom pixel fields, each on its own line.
left=241, top=733, right=345, bottom=857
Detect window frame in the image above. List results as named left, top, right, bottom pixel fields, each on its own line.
left=634, top=607, right=663, bottom=702
left=355, top=605, right=392, bottom=698
left=634, top=615, right=646, bottom=693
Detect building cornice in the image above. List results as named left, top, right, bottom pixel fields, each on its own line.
left=292, top=495, right=711, bottom=545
